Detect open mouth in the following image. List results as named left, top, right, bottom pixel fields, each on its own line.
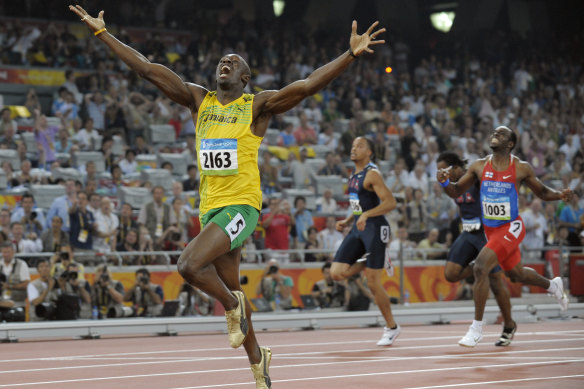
left=219, top=65, right=231, bottom=78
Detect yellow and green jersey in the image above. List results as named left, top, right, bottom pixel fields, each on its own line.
left=195, top=91, right=262, bottom=214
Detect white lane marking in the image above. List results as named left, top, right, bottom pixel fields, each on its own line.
left=402, top=374, right=584, bottom=388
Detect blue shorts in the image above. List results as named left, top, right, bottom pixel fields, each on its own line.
left=334, top=217, right=390, bottom=270
left=448, top=230, right=502, bottom=273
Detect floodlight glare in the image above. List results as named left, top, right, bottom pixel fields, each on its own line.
left=430, top=12, right=455, bottom=33
left=273, top=0, right=285, bottom=17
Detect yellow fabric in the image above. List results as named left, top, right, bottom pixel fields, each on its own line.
left=196, top=91, right=262, bottom=214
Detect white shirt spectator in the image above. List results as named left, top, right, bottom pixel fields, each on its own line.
left=93, top=211, right=119, bottom=253
left=119, top=158, right=138, bottom=175
left=15, top=238, right=43, bottom=253
left=75, top=128, right=101, bottom=151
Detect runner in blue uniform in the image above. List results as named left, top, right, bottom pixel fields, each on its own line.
left=437, top=151, right=515, bottom=347
left=331, top=137, right=399, bottom=346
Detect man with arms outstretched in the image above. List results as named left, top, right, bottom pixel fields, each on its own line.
left=69, top=4, right=385, bottom=387
left=437, top=126, right=570, bottom=347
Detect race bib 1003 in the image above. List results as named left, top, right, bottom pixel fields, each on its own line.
left=482, top=196, right=511, bottom=220
left=199, top=138, right=238, bottom=176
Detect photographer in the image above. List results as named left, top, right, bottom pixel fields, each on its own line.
left=178, top=282, right=214, bottom=316
left=11, top=222, right=42, bottom=254
left=27, top=259, right=59, bottom=321
left=255, top=259, right=294, bottom=310
left=311, top=262, right=348, bottom=308
left=0, top=242, right=30, bottom=308
left=59, top=262, right=92, bottom=319
left=91, top=264, right=124, bottom=319
left=123, top=268, right=163, bottom=317
left=11, top=193, right=46, bottom=236
left=0, top=274, right=16, bottom=308
left=50, top=245, right=85, bottom=280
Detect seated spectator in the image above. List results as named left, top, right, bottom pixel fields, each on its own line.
left=558, top=193, right=583, bottom=246
left=119, top=149, right=138, bottom=175
left=11, top=221, right=42, bottom=253
left=178, top=283, right=214, bottom=316
left=255, top=259, right=294, bottom=310
left=27, top=259, right=58, bottom=321
left=317, top=122, right=338, bottom=150
left=84, top=91, right=106, bottom=131
left=93, top=197, right=119, bottom=253
left=318, top=152, right=344, bottom=176
left=171, top=198, right=193, bottom=247
left=117, top=228, right=141, bottom=265
left=41, top=216, right=70, bottom=253
left=1, top=161, right=20, bottom=188
left=68, top=192, right=97, bottom=254
left=406, top=188, right=428, bottom=243
left=34, top=112, right=60, bottom=167
left=315, top=188, right=338, bottom=214
left=100, top=136, right=115, bottom=172
left=161, top=161, right=174, bottom=174
left=75, top=118, right=101, bottom=151
left=14, top=160, right=38, bottom=186
left=303, top=226, right=322, bottom=262
left=346, top=272, right=373, bottom=311
left=10, top=193, right=46, bottom=236
left=282, top=147, right=316, bottom=190
left=0, top=121, right=18, bottom=149
left=312, top=262, right=347, bottom=308
left=80, top=161, right=99, bottom=185
left=0, top=107, right=17, bottom=137
left=388, top=225, right=417, bottom=261
left=102, top=164, right=127, bottom=194
left=182, top=164, right=199, bottom=192
left=277, top=122, right=297, bottom=147
left=259, top=150, right=280, bottom=195
left=45, top=178, right=78, bottom=232
left=138, top=186, right=176, bottom=250
left=55, top=128, right=74, bottom=155
left=133, top=134, right=153, bottom=155
left=416, top=228, right=447, bottom=260
left=91, top=264, right=124, bottom=319
left=123, top=268, right=163, bottom=317
left=0, top=242, right=30, bottom=308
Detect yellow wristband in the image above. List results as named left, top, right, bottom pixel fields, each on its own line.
left=94, top=28, right=107, bottom=36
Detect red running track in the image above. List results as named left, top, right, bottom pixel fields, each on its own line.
left=0, top=320, right=583, bottom=388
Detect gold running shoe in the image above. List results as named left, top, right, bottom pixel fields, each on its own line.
left=250, top=347, right=272, bottom=389
left=225, top=290, right=249, bottom=348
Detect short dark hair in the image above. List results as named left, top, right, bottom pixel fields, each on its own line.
left=436, top=151, right=467, bottom=168
left=509, top=130, right=518, bottom=151
left=322, top=262, right=332, bottom=272
left=364, top=137, right=376, bottom=162
left=294, top=195, right=306, bottom=207
left=136, top=267, right=150, bottom=277
left=21, top=193, right=34, bottom=203
left=0, top=241, right=14, bottom=249
left=36, top=258, right=49, bottom=267
left=187, top=164, right=197, bottom=172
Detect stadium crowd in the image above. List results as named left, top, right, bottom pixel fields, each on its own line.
left=0, top=6, right=583, bottom=318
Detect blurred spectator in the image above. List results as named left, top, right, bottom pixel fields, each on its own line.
left=116, top=203, right=138, bottom=248
left=558, top=193, right=582, bottom=246
left=315, top=188, right=338, bottom=214
left=407, top=162, right=429, bottom=197
left=15, top=159, right=38, bottom=186
left=388, top=225, right=417, bottom=261
left=256, top=259, right=294, bottom=310
left=0, top=121, right=18, bottom=149
left=117, top=229, right=142, bottom=265
left=75, top=118, right=101, bottom=151
left=34, top=112, right=60, bottom=168
left=384, top=157, right=409, bottom=197
left=24, top=88, right=41, bottom=114
left=282, top=147, right=315, bottom=190
left=317, top=216, right=343, bottom=258
left=317, top=122, right=338, bottom=150
left=259, top=150, right=280, bottom=195
left=49, top=245, right=85, bottom=280
left=59, top=261, right=92, bottom=319
left=293, top=112, right=318, bottom=145
left=293, top=195, right=314, bottom=247
left=425, top=181, right=455, bottom=239
left=11, top=221, right=42, bottom=253
left=0, top=108, right=17, bottom=138
left=0, top=210, right=13, bottom=238
left=311, top=262, right=347, bottom=308
left=119, top=149, right=138, bottom=175
left=11, top=193, right=46, bottom=235
left=62, top=69, right=82, bottom=104
left=261, top=197, right=292, bottom=251
left=93, top=197, right=119, bottom=253
left=318, top=152, right=344, bottom=176
left=100, top=164, right=127, bottom=194
left=91, top=264, right=124, bottom=319
left=68, top=191, right=97, bottom=254
left=84, top=91, right=107, bottom=131
left=27, top=258, right=58, bottom=321
left=133, top=134, right=153, bottom=155
left=45, top=179, right=78, bottom=232
left=182, top=164, right=199, bottom=192
left=123, top=268, right=163, bottom=317
left=0, top=242, right=30, bottom=308
left=178, top=283, right=214, bottom=316
left=138, top=186, right=176, bottom=250
left=277, top=122, right=297, bottom=147
left=304, top=226, right=322, bottom=262
left=406, top=188, right=428, bottom=242
left=346, top=272, right=373, bottom=311
left=416, top=228, right=447, bottom=260
left=87, top=193, right=101, bottom=216
left=522, top=199, right=547, bottom=260
left=100, top=136, right=115, bottom=172
left=303, top=97, right=323, bottom=131
left=41, top=216, right=70, bottom=253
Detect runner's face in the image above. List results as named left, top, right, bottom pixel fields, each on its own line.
left=216, top=54, right=246, bottom=87
left=350, top=138, right=371, bottom=162
left=437, top=160, right=463, bottom=181
left=489, top=127, right=512, bottom=150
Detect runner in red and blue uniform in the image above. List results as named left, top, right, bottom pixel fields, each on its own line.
left=437, top=151, right=515, bottom=347
left=437, top=126, right=571, bottom=348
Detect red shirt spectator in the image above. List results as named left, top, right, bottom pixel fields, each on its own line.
left=261, top=198, right=292, bottom=250
left=293, top=112, right=317, bottom=145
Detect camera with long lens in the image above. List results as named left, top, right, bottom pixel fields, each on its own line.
left=100, top=273, right=110, bottom=283
left=107, top=305, right=136, bottom=318
left=0, top=306, right=25, bottom=322
left=60, top=252, right=70, bottom=261
left=35, top=301, right=58, bottom=320
left=268, top=265, right=279, bottom=275
left=170, top=231, right=182, bottom=241
left=61, top=271, right=78, bottom=281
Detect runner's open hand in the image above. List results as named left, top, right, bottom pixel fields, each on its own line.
left=68, top=5, right=105, bottom=33
left=349, top=20, right=386, bottom=57
left=560, top=188, right=573, bottom=202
